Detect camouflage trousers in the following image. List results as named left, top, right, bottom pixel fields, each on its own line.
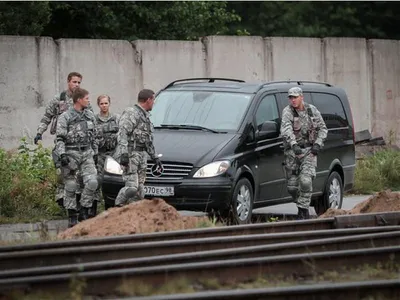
left=55, top=169, right=82, bottom=201
left=115, top=150, right=147, bottom=206
left=61, top=149, right=98, bottom=210
left=93, top=150, right=113, bottom=202
left=284, top=148, right=317, bottom=209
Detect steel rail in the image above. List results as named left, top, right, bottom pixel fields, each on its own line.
left=0, top=218, right=334, bottom=253
left=1, top=226, right=399, bottom=270
left=0, top=245, right=399, bottom=296
left=1, top=230, right=399, bottom=280
left=120, top=279, right=400, bottom=300
left=2, top=211, right=399, bottom=253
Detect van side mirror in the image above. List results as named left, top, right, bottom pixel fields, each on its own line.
left=257, top=121, right=279, bottom=140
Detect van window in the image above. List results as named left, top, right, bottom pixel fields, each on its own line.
left=255, top=94, right=279, bottom=130
left=311, top=93, right=348, bottom=129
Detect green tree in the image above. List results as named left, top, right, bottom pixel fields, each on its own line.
left=42, top=1, right=241, bottom=40
left=0, top=1, right=51, bottom=35
left=227, top=1, right=400, bottom=39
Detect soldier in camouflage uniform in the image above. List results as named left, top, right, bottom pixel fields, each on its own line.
left=92, top=94, right=120, bottom=217
left=280, top=87, right=328, bottom=219
left=56, top=87, right=98, bottom=227
left=114, top=89, right=162, bottom=207
left=34, top=72, right=88, bottom=208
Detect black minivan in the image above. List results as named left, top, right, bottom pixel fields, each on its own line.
left=102, top=78, right=356, bottom=224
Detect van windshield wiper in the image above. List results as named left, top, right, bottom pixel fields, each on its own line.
left=157, top=124, right=225, bottom=133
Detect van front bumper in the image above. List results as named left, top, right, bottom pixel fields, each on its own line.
left=102, top=173, right=233, bottom=212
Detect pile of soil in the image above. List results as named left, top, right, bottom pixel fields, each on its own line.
left=58, top=198, right=210, bottom=240
left=319, top=190, right=400, bottom=218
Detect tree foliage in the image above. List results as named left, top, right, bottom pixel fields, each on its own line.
left=0, top=1, right=399, bottom=40
left=227, top=1, right=400, bottom=39
left=0, top=1, right=51, bottom=36
left=42, top=1, right=240, bottom=40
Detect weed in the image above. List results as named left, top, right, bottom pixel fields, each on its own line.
left=0, top=137, right=61, bottom=223
left=353, top=149, right=400, bottom=193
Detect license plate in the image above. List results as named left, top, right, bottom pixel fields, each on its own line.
left=144, top=185, right=175, bottom=196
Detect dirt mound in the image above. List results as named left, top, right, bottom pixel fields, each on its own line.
left=319, top=190, right=400, bottom=218
left=58, top=198, right=210, bottom=240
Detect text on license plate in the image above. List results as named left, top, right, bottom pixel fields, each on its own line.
left=144, top=185, right=175, bottom=196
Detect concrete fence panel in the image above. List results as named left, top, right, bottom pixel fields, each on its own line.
left=0, top=36, right=57, bottom=148
left=203, top=36, right=265, bottom=82
left=267, top=37, right=323, bottom=82
left=132, top=40, right=206, bottom=92
left=323, top=38, right=371, bottom=133
left=58, top=38, right=138, bottom=115
left=369, top=39, right=400, bottom=143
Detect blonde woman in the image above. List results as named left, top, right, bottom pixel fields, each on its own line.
left=91, top=94, right=120, bottom=217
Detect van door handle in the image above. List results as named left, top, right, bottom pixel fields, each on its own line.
left=279, top=145, right=284, bottom=149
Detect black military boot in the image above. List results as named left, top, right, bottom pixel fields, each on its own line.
left=67, top=209, right=78, bottom=228
left=88, top=201, right=98, bottom=218
left=80, top=206, right=89, bottom=221
left=297, top=207, right=310, bottom=220
left=76, top=193, right=84, bottom=221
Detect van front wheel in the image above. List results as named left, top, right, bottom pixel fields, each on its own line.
left=228, top=178, right=254, bottom=225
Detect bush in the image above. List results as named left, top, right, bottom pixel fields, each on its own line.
left=0, top=137, right=62, bottom=223
left=353, top=149, right=400, bottom=194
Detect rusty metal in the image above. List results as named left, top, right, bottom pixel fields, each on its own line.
left=0, top=245, right=399, bottom=297
left=334, top=211, right=400, bottom=228
left=1, top=230, right=400, bottom=280
left=0, top=218, right=334, bottom=253
left=2, top=211, right=400, bottom=254
left=123, top=279, right=400, bottom=300
left=1, top=226, right=399, bottom=270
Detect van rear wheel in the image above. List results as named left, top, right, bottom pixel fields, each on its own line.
left=314, top=171, right=343, bottom=216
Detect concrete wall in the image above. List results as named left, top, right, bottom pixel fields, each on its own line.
left=0, top=35, right=399, bottom=149
left=323, top=38, right=371, bottom=133
left=133, top=40, right=206, bottom=92
left=369, top=39, right=400, bottom=144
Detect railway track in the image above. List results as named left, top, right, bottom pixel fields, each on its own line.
left=124, top=279, right=400, bottom=300
left=0, top=211, right=399, bottom=299
left=1, top=226, right=398, bottom=270
left=1, top=211, right=399, bottom=253
left=0, top=245, right=399, bottom=296
left=1, top=229, right=399, bottom=279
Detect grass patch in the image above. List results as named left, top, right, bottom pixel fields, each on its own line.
left=353, top=149, right=400, bottom=194
left=0, top=137, right=62, bottom=224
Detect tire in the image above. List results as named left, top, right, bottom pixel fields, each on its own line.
left=314, top=171, right=343, bottom=216
left=226, top=178, right=254, bottom=225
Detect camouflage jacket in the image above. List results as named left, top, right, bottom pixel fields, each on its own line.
left=116, top=104, right=157, bottom=160
left=55, top=107, right=98, bottom=155
left=37, top=90, right=93, bottom=136
left=280, top=103, right=328, bottom=149
left=95, top=112, right=120, bottom=153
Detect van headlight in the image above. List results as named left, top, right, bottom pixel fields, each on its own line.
left=104, top=156, right=123, bottom=175
left=193, top=161, right=230, bottom=178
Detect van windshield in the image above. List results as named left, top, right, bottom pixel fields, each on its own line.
left=150, top=90, right=253, bottom=132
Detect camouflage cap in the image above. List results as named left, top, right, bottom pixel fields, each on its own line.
left=288, top=87, right=303, bottom=97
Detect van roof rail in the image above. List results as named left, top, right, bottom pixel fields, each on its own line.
left=262, top=80, right=332, bottom=87
left=163, top=78, right=246, bottom=89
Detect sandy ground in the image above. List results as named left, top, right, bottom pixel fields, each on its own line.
left=57, top=190, right=400, bottom=240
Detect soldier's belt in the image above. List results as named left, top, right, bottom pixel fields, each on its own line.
left=128, top=144, right=147, bottom=151
left=298, top=142, right=312, bottom=149
left=65, top=145, right=91, bottom=151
